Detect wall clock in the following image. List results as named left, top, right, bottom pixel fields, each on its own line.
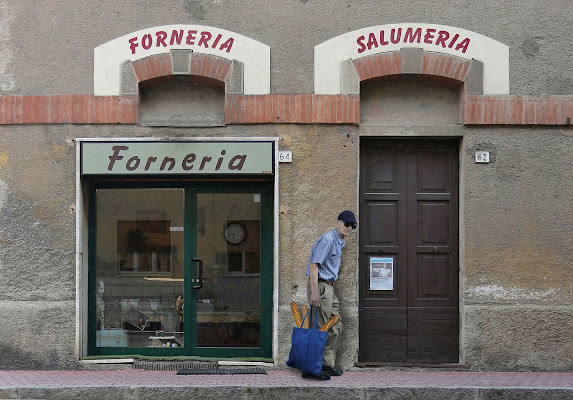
left=225, top=222, right=246, bottom=244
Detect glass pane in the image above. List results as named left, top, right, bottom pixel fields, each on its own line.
left=196, top=193, right=261, bottom=347
left=95, top=189, right=185, bottom=348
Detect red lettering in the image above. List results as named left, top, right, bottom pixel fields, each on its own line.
left=379, top=30, right=388, bottom=46
left=186, top=30, right=197, bottom=45
left=127, top=30, right=236, bottom=55
left=357, top=36, right=366, bottom=53
left=448, top=34, right=460, bottom=48
left=367, top=32, right=378, bottom=50
left=390, top=28, right=402, bottom=44
left=455, top=38, right=470, bottom=53
left=170, top=29, right=184, bottom=45
left=220, top=37, right=234, bottom=53
left=435, top=31, right=449, bottom=48
left=404, top=28, right=421, bottom=43
left=424, top=29, right=435, bottom=44
left=198, top=31, right=211, bottom=48
left=212, top=33, right=222, bottom=48
left=156, top=31, right=167, bottom=47
left=128, top=37, right=139, bottom=55
left=142, top=34, right=152, bottom=50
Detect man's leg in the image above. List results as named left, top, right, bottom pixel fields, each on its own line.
left=319, top=285, right=342, bottom=372
left=306, top=281, right=342, bottom=370
left=324, top=289, right=341, bottom=366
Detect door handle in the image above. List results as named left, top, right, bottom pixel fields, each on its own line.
left=192, top=257, right=203, bottom=290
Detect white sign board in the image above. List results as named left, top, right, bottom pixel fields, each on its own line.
left=370, top=257, right=394, bottom=291
left=314, top=23, right=509, bottom=95
left=94, top=25, right=270, bottom=95
left=81, top=141, right=274, bottom=175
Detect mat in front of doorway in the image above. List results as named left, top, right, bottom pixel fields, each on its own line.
left=134, top=359, right=218, bottom=371
left=177, top=367, right=266, bottom=375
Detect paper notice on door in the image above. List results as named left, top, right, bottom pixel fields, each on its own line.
left=370, top=257, right=394, bottom=291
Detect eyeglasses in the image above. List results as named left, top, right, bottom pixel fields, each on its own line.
left=344, top=222, right=357, bottom=229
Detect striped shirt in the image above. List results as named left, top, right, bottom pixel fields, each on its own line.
left=305, top=229, right=346, bottom=282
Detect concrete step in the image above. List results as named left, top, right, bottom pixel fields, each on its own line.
left=1, top=369, right=573, bottom=399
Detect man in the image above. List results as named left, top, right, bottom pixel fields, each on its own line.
left=304, top=210, right=356, bottom=380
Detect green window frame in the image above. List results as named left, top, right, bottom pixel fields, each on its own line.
left=86, top=180, right=274, bottom=359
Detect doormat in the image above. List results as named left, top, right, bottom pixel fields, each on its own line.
left=177, top=367, right=266, bottom=375
left=134, top=359, right=218, bottom=371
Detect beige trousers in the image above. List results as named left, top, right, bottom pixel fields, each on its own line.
left=306, top=280, right=342, bottom=367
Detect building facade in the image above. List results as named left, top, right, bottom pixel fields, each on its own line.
left=0, top=1, right=572, bottom=371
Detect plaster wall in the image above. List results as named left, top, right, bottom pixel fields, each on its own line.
left=139, top=77, right=226, bottom=126
left=358, top=78, right=573, bottom=370
left=0, top=123, right=358, bottom=370
left=0, top=0, right=572, bottom=372
left=0, top=0, right=572, bottom=96
left=1, top=117, right=572, bottom=370
left=461, top=126, right=573, bottom=371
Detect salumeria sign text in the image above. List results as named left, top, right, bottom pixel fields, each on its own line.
left=357, top=26, right=470, bottom=54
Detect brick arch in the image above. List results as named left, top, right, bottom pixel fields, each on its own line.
left=122, top=51, right=241, bottom=94
left=314, top=23, right=509, bottom=95
left=94, top=25, right=270, bottom=96
left=348, top=49, right=483, bottom=94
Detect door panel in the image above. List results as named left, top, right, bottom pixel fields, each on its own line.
left=94, top=188, right=186, bottom=349
left=416, top=254, right=451, bottom=298
left=195, top=193, right=261, bottom=348
left=359, top=139, right=459, bottom=364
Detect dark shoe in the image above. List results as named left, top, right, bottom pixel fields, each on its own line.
left=322, top=365, right=343, bottom=376
left=302, top=372, right=331, bottom=380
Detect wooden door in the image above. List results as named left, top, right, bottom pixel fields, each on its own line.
left=358, top=139, right=459, bottom=364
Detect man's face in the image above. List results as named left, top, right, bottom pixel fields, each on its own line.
left=336, top=220, right=356, bottom=238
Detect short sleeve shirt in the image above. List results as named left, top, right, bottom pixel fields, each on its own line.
left=305, top=229, right=346, bottom=282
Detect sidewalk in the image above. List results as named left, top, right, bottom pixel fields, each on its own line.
left=1, top=369, right=573, bottom=399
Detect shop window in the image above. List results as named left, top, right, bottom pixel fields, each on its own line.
left=88, top=183, right=273, bottom=357
left=116, top=220, right=172, bottom=275
left=94, top=189, right=185, bottom=347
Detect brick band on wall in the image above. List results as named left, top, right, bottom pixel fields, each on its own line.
left=464, top=96, right=573, bottom=125
left=0, top=95, right=139, bottom=124
left=1, top=94, right=571, bottom=125
left=225, top=94, right=360, bottom=124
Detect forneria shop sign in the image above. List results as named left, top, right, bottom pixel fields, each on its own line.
left=81, top=141, right=274, bottom=175
left=128, top=28, right=235, bottom=55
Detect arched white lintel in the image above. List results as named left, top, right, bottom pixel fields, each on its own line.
left=94, top=25, right=270, bottom=96
left=314, top=23, right=509, bottom=95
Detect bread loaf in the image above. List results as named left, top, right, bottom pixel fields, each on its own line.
left=320, top=315, right=339, bottom=331
left=290, top=301, right=302, bottom=328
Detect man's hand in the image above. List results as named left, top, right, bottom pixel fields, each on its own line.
left=310, top=289, right=321, bottom=307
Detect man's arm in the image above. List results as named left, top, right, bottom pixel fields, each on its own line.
left=309, top=262, right=320, bottom=306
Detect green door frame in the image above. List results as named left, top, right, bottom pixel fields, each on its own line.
left=87, top=180, right=273, bottom=359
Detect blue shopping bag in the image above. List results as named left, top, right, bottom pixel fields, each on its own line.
left=286, top=306, right=328, bottom=375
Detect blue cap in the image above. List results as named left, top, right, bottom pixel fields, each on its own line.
left=337, top=210, right=356, bottom=223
